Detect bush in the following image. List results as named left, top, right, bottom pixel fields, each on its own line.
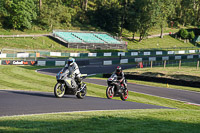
left=179, top=29, right=188, bottom=39
left=188, top=31, right=195, bottom=40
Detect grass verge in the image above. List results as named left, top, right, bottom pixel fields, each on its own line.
left=0, top=109, right=200, bottom=133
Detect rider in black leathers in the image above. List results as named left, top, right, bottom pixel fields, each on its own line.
left=115, top=66, right=127, bottom=90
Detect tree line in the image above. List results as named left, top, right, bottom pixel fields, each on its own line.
left=0, top=0, right=200, bottom=41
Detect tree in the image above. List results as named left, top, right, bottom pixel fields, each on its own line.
left=90, top=4, right=121, bottom=33
left=179, top=29, right=189, bottom=43
left=126, top=0, right=157, bottom=41
left=6, top=0, right=37, bottom=30
left=39, top=0, right=42, bottom=13
left=188, top=31, right=195, bottom=41
left=81, top=0, right=88, bottom=11
left=154, top=0, right=175, bottom=38
left=0, top=0, right=5, bottom=25
left=40, top=0, right=76, bottom=30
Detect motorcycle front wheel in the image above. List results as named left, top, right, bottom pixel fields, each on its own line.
left=120, top=89, right=128, bottom=101
left=106, top=86, right=114, bottom=99
left=76, top=83, right=87, bottom=99
left=54, top=83, right=65, bottom=98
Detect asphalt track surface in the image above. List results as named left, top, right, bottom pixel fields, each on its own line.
left=0, top=90, right=169, bottom=117
left=0, top=64, right=172, bottom=117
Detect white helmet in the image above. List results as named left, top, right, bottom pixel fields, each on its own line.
left=67, top=58, right=75, bottom=66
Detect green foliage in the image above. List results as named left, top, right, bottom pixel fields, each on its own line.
left=126, top=0, right=157, bottom=41
left=188, top=31, right=195, bottom=40
left=6, top=0, right=37, bottom=30
left=39, top=0, right=76, bottom=30
left=0, top=0, right=199, bottom=35
left=87, top=3, right=121, bottom=33
left=0, top=110, right=200, bottom=133
left=179, top=29, right=188, bottom=39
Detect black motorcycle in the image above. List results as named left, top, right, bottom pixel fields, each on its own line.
left=106, top=74, right=128, bottom=101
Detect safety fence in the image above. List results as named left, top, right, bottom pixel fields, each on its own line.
left=0, top=49, right=200, bottom=59
left=103, top=54, right=200, bottom=65
left=0, top=60, right=89, bottom=66
left=1, top=54, right=200, bottom=67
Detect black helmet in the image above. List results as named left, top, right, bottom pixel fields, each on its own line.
left=116, top=66, right=122, bottom=73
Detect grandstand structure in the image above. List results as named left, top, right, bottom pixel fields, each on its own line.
left=52, top=30, right=127, bottom=49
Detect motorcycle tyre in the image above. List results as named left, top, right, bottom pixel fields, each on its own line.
left=106, top=86, right=114, bottom=99
left=120, top=89, right=128, bottom=101
left=54, top=83, right=65, bottom=98
left=76, top=84, right=87, bottom=99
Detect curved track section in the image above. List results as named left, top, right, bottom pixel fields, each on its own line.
left=38, top=66, right=200, bottom=105
left=0, top=64, right=174, bottom=117
left=0, top=90, right=169, bottom=117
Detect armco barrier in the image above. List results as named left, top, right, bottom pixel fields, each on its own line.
left=1, top=49, right=200, bottom=59
left=103, top=73, right=200, bottom=88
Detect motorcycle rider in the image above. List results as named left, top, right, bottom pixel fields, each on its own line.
left=115, top=66, right=127, bottom=90
left=65, top=57, right=81, bottom=86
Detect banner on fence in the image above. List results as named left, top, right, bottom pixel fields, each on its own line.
left=103, top=61, right=112, bottom=65
left=144, top=52, right=151, bottom=55
left=55, top=61, right=65, bottom=66
left=88, top=53, right=97, bottom=57
left=70, top=53, right=80, bottom=57
left=17, top=53, right=29, bottom=58
left=0, top=54, right=7, bottom=58
left=1, top=60, right=36, bottom=65
left=131, top=52, right=138, bottom=56
left=118, top=52, right=125, bottom=56
left=50, top=52, right=61, bottom=56
left=120, top=59, right=128, bottom=64
left=104, top=53, right=112, bottom=56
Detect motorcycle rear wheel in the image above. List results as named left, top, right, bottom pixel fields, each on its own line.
left=106, top=86, right=114, bottom=99
left=120, top=89, right=128, bottom=101
left=54, top=83, right=65, bottom=98
left=76, top=83, right=87, bottom=99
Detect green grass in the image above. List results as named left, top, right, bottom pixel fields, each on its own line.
left=126, top=35, right=198, bottom=50
left=122, top=27, right=180, bottom=38
left=0, top=37, right=90, bottom=53
left=0, top=109, right=200, bottom=133
left=0, top=66, right=56, bottom=92
left=0, top=29, right=50, bottom=35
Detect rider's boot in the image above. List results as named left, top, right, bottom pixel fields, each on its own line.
left=123, top=84, right=128, bottom=95
left=77, top=78, right=82, bottom=88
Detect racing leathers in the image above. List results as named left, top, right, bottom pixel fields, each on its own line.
left=115, top=71, right=127, bottom=90
left=65, top=62, right=81, bottom=85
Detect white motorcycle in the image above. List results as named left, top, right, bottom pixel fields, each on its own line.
left=54, top=67, right=87, bottom=99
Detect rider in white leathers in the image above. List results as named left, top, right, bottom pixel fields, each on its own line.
left=65, top=58, right=81, bottom=85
